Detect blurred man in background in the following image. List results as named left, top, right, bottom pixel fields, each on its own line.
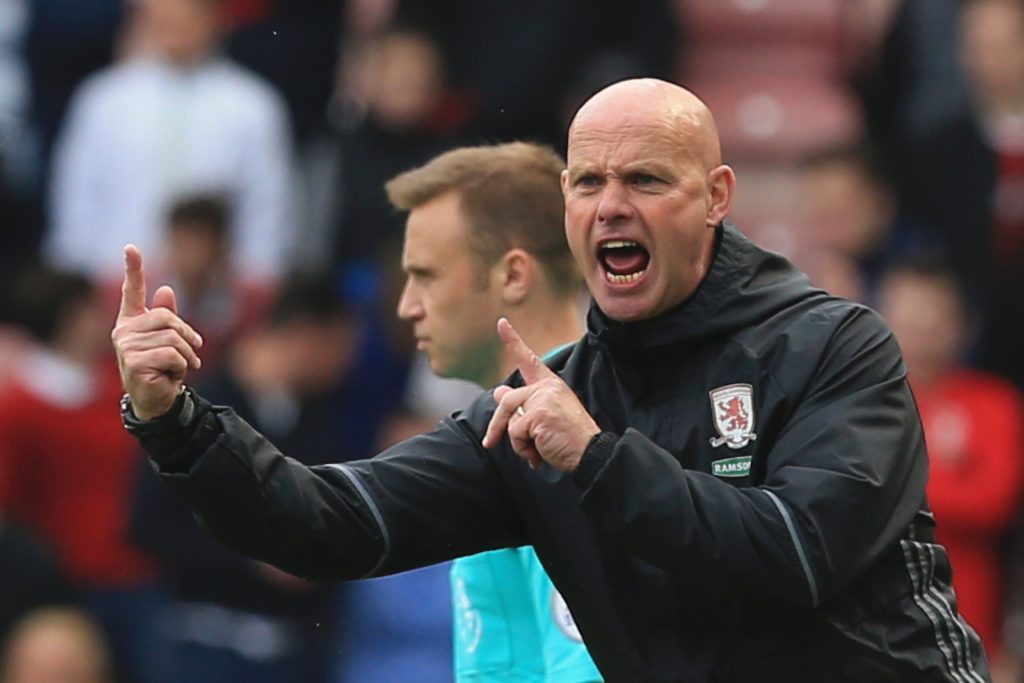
left=46, top=0, right=293, bottom=288
left=157, top=194, right=271, bottom=376
left=799, top=145, right=915, bottom=290
left=792, top=141, right=935, bottom=304
left=337, top=142, right=599, bottom=682
left=900, top=0, right=1024, bottom=390
left=1, top=607, right=114, bottom=683
left=0, top=266, right=160, bottom=683
left=396, top=142, right=594, bottom=682
left=878, top=260, right=1024, bottom=677
left=329, top=25, right=456, bottom=275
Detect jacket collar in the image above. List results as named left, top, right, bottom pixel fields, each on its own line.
left=586, top=221, right=819, bottom=359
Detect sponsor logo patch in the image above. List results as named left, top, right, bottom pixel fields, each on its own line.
left=709, top=383, right=757, bottom=449
left=711, top=455, right=752, bottom=478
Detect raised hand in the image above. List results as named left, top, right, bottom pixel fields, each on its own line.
left=482, top=318, right=600, bottom=472
left=111, top=245, right=203, bottom=420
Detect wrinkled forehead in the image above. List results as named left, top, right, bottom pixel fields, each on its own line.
left=567, top=112, right=705, bottom=171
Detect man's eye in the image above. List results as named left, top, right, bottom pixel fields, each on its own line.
left=631, top=174, right=659, bottom=186
left=575, top=175, right=601, bottom=187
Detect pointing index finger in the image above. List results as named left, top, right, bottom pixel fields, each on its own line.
left=496, top=317, right=556, bottom=384
left=120, top=244, right=148, bottom=318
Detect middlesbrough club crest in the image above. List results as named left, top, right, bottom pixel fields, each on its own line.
left=709, top=384, right=757, bottom=449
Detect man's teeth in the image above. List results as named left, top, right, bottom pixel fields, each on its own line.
left=599, top=239, right=647, bottom=283
left=605, top=269, right=645, bottom=283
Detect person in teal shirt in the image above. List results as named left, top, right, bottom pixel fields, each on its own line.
left=386, top=142, right=602, bottom=682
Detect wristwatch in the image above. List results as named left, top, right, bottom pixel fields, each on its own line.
left=119, top=386, right=197, bottom=436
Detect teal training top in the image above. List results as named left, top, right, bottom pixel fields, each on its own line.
left=451, top=342, right=600, bottom=682
left=451, top=547, right=602, bottom=682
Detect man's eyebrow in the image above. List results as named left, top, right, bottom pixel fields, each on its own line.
left=620, top=160, right=676, bottom=177
left=403, top=263, right=433, bottom=277
left=567, top=165, right=600, bottom=180
left=567, top=161, right=678, bottom=181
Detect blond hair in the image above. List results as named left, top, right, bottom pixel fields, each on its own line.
left=386, top=142, right=579, bottom=296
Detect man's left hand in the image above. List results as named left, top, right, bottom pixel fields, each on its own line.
left=482, top=318, right=600, bottom=471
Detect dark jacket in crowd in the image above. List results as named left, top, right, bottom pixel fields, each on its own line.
left=899, top=112, right=1024, bottom=391
left=131, top=224, right=988, bottom=683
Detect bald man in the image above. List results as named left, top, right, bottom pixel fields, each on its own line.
left=113, top=79, right=988, bottom=682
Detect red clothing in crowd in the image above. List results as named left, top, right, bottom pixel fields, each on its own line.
left=917, top=369, right=1024, bottom=658
left=0, top=352, right=153, bottom=588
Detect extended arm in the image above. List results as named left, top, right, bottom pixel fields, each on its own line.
left=114, top=247, right=524, bottom=580
left=132, top=390, right=526, bottom=580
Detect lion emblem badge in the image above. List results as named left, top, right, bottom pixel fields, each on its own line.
left=709, top=384, right=757, bottom=449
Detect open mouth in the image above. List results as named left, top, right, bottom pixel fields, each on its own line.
left=598, top=240, right=651, bottom=283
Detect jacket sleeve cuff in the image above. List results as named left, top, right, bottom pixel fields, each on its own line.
left=122, top=387, right=221, bottom=470
left=572, top=431, right=618, bottom=491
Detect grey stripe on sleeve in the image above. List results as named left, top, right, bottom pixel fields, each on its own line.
left=326, top=463, right=391, bottom=578
left=901, top=540, right=968, bottom=683
left=762, top=489, right=820, bottom=607
left=912, top=541, right=986, bottom=683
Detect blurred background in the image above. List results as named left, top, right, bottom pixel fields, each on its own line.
left=1, top=0, right=1024, bottom=681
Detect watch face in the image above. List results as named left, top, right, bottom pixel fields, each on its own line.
left=177, top=388, right=196, bottom=427
left=120, top=393, right=143, bottom=431
left=120, top=387, right=193, bottom=433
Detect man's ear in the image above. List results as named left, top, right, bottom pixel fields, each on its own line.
left=706, top=164, right=736, bottom=227
left=494, top=248, right=533, bottom=305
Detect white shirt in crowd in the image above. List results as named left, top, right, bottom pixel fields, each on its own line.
left=47, top=55, right=294, bottom=284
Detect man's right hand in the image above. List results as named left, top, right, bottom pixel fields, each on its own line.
left=111, top=244, right=204, bottom=420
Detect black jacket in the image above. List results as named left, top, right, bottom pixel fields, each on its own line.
left=137, top=224, right=990, bottom=683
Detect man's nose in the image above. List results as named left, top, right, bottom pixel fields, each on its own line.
left=396, top=280, right=422, bottom=320
left=596, top=180, right=635, bottom=224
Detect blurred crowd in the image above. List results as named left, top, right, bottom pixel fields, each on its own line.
left=0, top=0, right=1023, bottom=682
